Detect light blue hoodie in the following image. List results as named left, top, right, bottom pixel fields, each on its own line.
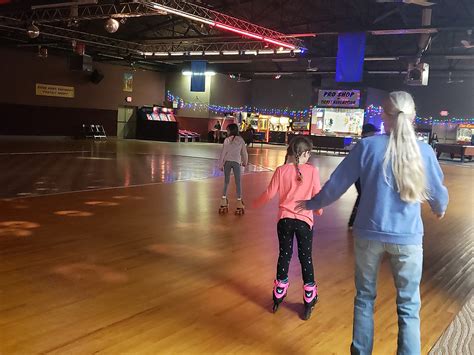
left=306, top=135, right=449, bottom=245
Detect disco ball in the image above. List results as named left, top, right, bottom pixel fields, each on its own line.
left=27, top=24, right=40, bottom=39
left=104, top=18, right=120, bottom=33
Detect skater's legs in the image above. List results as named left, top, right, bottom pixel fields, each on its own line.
left=230, top=161, right=242, bottom=199
left=276, top=219, right=295, bottom=281
left=223, top=161, right=232, bottom=196
left=294, top=220, right=314, bottom=285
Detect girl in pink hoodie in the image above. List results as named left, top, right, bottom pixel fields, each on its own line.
left=253, top=136, right=322, bottom=320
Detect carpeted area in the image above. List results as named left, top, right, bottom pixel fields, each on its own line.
left=429, top=293, right=474, bottom=355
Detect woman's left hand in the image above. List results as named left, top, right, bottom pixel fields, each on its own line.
left=295, top=200, right=308, bottom=211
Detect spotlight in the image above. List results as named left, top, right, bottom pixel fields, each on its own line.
left=274, top=75, right=281, bottom=79
left=27, top=24, right=40, bottom=39
left=104, top=18, right=120, bottom=33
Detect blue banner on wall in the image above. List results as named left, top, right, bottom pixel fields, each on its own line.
left=191, top=61, right=206, bottom=92
left=336, top=32, right=366, bottom=83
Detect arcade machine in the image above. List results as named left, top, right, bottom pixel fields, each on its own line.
left=136, top=106, right=178, bottom=142
left=268, top=115, right=290, bottom=144
left=287, top=114, right=311, bottom=144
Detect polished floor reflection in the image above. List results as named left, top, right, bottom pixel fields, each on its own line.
left=0, top=140, right=270, bottom=198
left=0, top=138, right=472, bottom=354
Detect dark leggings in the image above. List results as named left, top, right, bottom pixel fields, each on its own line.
left=276, top=218, right=315, bottom=284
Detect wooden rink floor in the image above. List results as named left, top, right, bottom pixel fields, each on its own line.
left=0, top=138, right=472, bottom=354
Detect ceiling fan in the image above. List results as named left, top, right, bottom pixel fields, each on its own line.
left=236, top=73, right=252, bottom=83
left=376, top=0, right=435, bottom=6
left=446, top=72, right=464, bottom=84
left=306, top=59, right=318, bottom=72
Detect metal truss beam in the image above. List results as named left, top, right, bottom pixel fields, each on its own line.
left=0, top=16, right=143, bottom=53
left=2, top=2, right=159, bottom=23
left=0, top=16, right=278, bottom=54
left=139, top=0, right=304, bottom=49
left=0, top=0, right=303, bottom=49
left=141, top=40, right=268, bottom=53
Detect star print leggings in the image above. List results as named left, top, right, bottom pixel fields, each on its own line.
left=276, top=218, right=314, bottom=284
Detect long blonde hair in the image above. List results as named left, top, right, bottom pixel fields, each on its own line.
left=383, top=91, right=428, bottom=203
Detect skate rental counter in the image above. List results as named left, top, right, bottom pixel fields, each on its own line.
left=136, top=106, right=178, bottom=142
left=306, top=89, right=363, bottom=153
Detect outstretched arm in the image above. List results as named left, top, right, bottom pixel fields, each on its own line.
left=299, top=143, right=363, bottom=211
left=253, top=169, right=280, bottom=208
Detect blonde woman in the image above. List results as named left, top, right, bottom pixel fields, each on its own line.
left=297, top=91, right=448, bottom=354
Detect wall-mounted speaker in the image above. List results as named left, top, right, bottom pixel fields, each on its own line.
left=90, top=69, right=104, bottom=84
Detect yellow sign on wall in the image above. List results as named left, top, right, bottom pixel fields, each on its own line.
left=35, top=83, right=75, bottom=98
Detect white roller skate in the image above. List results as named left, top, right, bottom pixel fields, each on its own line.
left=218, top=197, right=229, bottom=215
left=235, top=198, right=245, bottom=215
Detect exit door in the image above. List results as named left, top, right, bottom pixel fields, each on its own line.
left=117, top=106, right=136, bottom=139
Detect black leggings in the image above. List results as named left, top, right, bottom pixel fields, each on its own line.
left=276, top=218, right=315, bottom=284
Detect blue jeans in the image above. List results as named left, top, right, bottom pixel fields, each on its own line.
left=351, top=238, right=423, bottom=355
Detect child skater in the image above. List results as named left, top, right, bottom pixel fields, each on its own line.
left=253, top=136, right=323, bottom=320
left=218, top=123, right=248, bottom=215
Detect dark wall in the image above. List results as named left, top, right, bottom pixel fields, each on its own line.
left=363, top=76, right=474, bottom=118
left=209, top=74, right=251, bottom=107
left=0, top=103, right=117, bottom=136
left=249, top=75, right=473, bottom=119
left=0, top=47, right=166, bottom=136
left=250, top=78, right=313, bottom=109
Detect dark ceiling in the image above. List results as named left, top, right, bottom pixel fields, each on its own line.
left=0, top=0, right=473, bottom=79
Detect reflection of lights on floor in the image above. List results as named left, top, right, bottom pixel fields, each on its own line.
left=0, top=221, right=40, bottom=237
left=111, top=195, right=144, bottom=200
left=0, top=221, right=40, bottom=229
left=52, top=262, right=128, bottom=283
left=147, top=243, right=218, bottom=258
left=0, top=228, right=32, bottom=237
left=13, top=204, right=29, bottom=209
left=84, top=201, right=119, bottom=207
left=54, top=210, right=93, bottom=217
left=16, top=192, right=32, bottom=196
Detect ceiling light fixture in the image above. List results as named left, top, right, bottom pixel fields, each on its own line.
left=222, top=50, right=240, bottom=55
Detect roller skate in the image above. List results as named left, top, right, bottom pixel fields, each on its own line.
left=235, top=198, right=245, bottom=215
left=303, top=283, right=319, bottom=320
left=218, top=197, right=229, bottom=215
left=272, top=279, right=289, bottom=313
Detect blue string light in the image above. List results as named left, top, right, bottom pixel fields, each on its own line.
left=167, top=91, right=310, bottom=118
left=364, top=104, right=474, bottom=126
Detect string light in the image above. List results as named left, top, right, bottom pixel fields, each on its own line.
left=166, top=91, right=310, bottom=118
left=167, top=95, right=473, bottom=125
left=364, top=104, right=474, bottom=126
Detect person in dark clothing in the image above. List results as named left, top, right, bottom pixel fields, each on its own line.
left=348, top=123, right=380, bottom=228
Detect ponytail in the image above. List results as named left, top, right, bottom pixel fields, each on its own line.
left=286, top=136, right=312, bottom=183
left=383, top=92, right=428, bottom=203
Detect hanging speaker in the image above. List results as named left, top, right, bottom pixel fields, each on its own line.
left=90, top=69, right=104, bottom=84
